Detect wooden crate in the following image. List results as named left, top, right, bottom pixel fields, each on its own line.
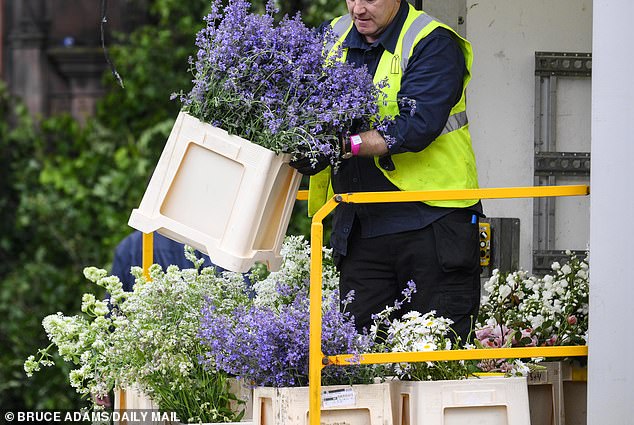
left=527, top=361, right=587, bottom=425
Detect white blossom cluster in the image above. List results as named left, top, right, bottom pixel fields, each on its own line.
left=252, top=235, right=340, bottom=308
left=387, top=310, right=454, bottom=353
left=24, top=236, right=340, bottom=419
left=478, top=251, right=589, bottom=348
left=24, top=246, right=250, bottom=422
left=24, top=267, right=126, bottom=398
left=370, top=302, right=471, bottom=381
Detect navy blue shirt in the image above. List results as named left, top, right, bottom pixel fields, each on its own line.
left=328, top=3, right=482, bottom=255
left=111, top=231, right=218, bottom=292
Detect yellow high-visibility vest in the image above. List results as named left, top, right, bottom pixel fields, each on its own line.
left=308, top=4, right=479, bottom=216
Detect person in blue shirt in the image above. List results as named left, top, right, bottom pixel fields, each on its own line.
left=291, top=0, right=482, bottom=343
left=111, top=231, right=219, bottom=292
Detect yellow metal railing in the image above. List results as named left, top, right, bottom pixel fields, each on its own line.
left=140, top=184, right=590, bottom=424
left=307, top=184, right=590, bottom=425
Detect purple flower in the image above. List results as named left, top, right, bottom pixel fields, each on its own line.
left=198, top=279, right=376, bottom=387
left=176, top=0, right=392, bottom=166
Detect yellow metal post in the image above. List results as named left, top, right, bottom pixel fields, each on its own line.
left=119, top=231, right=154, bottom=414
left=308, top=197, right=339, bottom=424
left=308, top=220, right=324, bottom=421
left=142, top=232, right=153, bottom=280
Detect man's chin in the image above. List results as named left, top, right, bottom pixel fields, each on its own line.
left=355, top=23, right=378, bottom=39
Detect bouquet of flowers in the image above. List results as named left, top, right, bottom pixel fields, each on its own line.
left=174, top=0, right=390, bottom=167
left=475, top=251, right=589, bottom=373
left=25, top=249, right=249, bottom=423
left=198, top=236, right=379, bottom=387
left=368, top=282, right=476, bottom=381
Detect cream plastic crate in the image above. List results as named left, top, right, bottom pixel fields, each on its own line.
left=252, top=383, right=394, bottom=425
left=392, top=377, right=531, bottom=425
left=129, top=112, right=302, bottom=273
left=114, top=386, right=253, bottom=425
left=114, top=386, right=158, bottom=411
left=230, top=378, right=254, bottom=422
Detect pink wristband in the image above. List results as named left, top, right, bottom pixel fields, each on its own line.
left=350, top=134, right=362, bottom=156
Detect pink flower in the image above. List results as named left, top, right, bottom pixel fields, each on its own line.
left=543, top=335, right=558, bottom=346
left=567, top=315, right=578, bottom=325
left=480, top=338, right=500, bottom=348
left=512, top=328, right=538, bottom=347
left=475, top=324, right=512, bottom=348
left=475, top=327, right=492, bottom=340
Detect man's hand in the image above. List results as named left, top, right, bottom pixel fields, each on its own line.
left=93, top=393, right=112, bottom=408
left=289, top=154, right=330, bottom=175
left=290, top=129, right=389, bottom=175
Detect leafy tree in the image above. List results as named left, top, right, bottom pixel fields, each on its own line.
left=1, top=0, right=209, bottom=409
left=1, top=0, right=343, bottom=409
left=0, top=82, right=164, bottom=409
left=293, top=0, right=348, bottom=27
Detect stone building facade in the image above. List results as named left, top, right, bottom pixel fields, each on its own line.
left=1, top=0, right=147, bottom=122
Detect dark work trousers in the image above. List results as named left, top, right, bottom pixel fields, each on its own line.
left=337, top=209, right=481, bottom=344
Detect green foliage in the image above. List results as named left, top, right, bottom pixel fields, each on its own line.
left=2, top=0, right=342, bottom=410
left=263, top=0, right=347, bottom=27
left=298, top=0, right=348, bottom=27
left=0, top=82, right=172, bottom=409
left=0, top=84, right=84, bottom=409
left=96, top=1, right=209, bottom=135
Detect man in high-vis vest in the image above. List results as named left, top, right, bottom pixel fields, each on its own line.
left=290, top=0, right=482, bottom=344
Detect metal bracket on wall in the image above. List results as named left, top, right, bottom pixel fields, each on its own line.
left=533, top=249, right=588, bottom=273
left=535, top=52, right=592, bottom=77
left=533, top=52, right=591, bottom=275
left=534, top=152, right=590, bottom=177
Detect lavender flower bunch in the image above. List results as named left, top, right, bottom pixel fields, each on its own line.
left=198, top=236, right=378, bottom=387
left=176, top=0, right=389, bottom=166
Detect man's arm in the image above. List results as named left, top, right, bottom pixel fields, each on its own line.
left=355, top=27, right=466, bottom=157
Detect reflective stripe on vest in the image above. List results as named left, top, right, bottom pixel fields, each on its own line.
left=328, top=9, right=471, bottom=139
left=390, top=11, right=470, bottom=134
left=370, top=7, right=478, bottom=207
left=400, top=13, right=434, bottom=70
left=386, top=11, right=471, bottom=144
left=441, top=110, right=468, bottom=136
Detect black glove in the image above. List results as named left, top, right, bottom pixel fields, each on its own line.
left=289, top=154, right=330, bottom=176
